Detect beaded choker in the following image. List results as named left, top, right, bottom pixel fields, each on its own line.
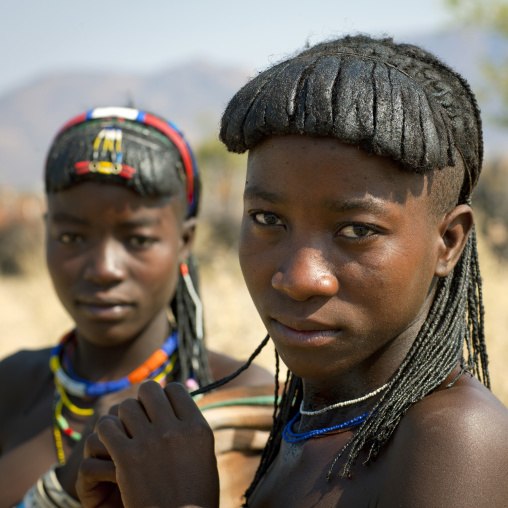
left=50, top=330, right=179, bottom=397
left=299, top=382, right=389, bottom=416
left=50, top=329, right=182, bottom=465
left=282, top=411, right=369, bottom=443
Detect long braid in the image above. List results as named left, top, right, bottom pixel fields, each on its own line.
left=243, top=359, right=302, bottom=504
left=171, top=253, right=213, bottom=387
left=189, top=334, right=271, bottom=397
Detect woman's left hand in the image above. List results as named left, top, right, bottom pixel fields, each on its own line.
left=86, top=381, right=220, bottom=508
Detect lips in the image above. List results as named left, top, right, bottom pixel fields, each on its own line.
left=270, top=316, right=341, bottom=348
left=75, top=296, right=135, bottom=320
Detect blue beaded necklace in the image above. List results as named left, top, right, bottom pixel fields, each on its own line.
left=282, top=411, right=369, bottom=443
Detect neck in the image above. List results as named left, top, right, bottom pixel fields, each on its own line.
left=299, top=286, right=437, bottom=424
left=72, top=311, right=171, bottom=382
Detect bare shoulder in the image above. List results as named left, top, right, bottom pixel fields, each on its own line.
left=378, top=375, right=508, bottom=508
left=0, top=348, right=52, bottom=414
left=206, top=349, right=274, bottom=388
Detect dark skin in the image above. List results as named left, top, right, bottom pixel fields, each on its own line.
left=0, top=182, right=271, bottom=507
left=77, top=136, right=508, bottom=507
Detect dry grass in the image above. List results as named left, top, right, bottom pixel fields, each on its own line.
left=0, top=223, right=507, bottom=406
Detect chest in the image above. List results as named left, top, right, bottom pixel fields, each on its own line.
left=248, top=436, right=384, bottom=508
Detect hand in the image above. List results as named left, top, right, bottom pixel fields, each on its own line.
left=95, top=381, right=220, bottom=508
left=57, top=384, right=142, bottom=498
left=77, top=424, right=123, bottom=507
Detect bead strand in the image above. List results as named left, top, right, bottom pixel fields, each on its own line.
left=283, top=411, right=369, bottom=443
left=299, top=382, right=389, bottom=416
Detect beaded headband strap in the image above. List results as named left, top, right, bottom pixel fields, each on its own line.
left=56, top=107, right=199, bottom=215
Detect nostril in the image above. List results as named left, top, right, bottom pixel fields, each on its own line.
left=272, top=271, right=284, bottom=289
left=318, top=274, right=339, bottom=294
left=271, top=265, right=338, bottom=301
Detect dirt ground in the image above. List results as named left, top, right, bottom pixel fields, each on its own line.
left=0, top=228, right=506, bottom=406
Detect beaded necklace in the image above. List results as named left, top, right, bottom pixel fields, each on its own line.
left=282, top=411, right=369, bottom=443
left=299, top=382, right=389, bottom=416
left=50, top=330, right=182, bottom=465
left=50, top=331, right=179, bottom=397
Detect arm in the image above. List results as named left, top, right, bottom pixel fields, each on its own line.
left=77, top=381, right=220, bottom=508
left=0, top=349, right=57, bottom=506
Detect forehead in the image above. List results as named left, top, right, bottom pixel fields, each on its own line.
left=246, top=135, right=428, bottom=209
left=46, top=182, right=182, bottom=222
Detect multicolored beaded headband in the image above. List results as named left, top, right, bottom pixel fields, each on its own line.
left=56, top=107, right=199, bottom=216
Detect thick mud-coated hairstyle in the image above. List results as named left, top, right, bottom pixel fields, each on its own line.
left=221, top=34, right=483, bottom=205
left=46, top=107, right=201, bottom=218
left=219, top=35, right=489, bottom=502
left=45, top=107, right=211, bottom=386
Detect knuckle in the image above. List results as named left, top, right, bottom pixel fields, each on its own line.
left=78, top=456, right=95, bottom=476
left=138, top=378, right=161, bottom=397
left=95, top=414, right=118, bottom=434
left=164, top=381, right=186, bottom=397
left=83, top=432, right=98, bottom=456
left=117, top=397, right=139, bottom=418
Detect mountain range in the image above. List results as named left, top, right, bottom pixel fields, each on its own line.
left=0, top=28, right=506, bottom=190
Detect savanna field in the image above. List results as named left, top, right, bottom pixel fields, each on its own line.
left=1, top=146, right=508, bottom=406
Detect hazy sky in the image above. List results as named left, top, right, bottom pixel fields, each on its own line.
left=0, top=0, right=453, bottom=96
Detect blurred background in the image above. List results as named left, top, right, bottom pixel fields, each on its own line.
left=0, top=0, right=507, bottom=404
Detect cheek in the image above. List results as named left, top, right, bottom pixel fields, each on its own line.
left=133, top=244, right=181, bottom=300
left=349, top=243, right=436, bottom=322
left=238, top=228, right=274, bottom=296
left=46, top=244, right=76, bottom=292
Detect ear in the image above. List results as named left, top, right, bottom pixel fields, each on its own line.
left=178, top=217, right=197, bottom=264
left=435, top=204, right=474, bottom=277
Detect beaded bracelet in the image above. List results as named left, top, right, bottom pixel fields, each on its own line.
left=15, top=463, right=82, bottom=508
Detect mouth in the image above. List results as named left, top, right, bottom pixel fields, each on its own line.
left=270, top=317, right=341, bottom=347
left=76, top=297, right=135, bottom=320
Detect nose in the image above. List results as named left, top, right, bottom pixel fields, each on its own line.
left=271, top=246, right=338, bottom=301
left=83, top=239, right=126, bottom=286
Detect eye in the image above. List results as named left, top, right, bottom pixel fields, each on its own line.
left=251, top=212, right=283, bottom=226
left=58, top=233, right=84, bottom=244
left=128, top=235, right=157, bottom=248
left=340, top=224, right=376, bottom=239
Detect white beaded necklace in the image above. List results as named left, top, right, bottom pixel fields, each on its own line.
left=299, top=382, right=390, bottom=416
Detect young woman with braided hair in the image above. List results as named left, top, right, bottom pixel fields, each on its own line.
left=0, top=107, right=273, bottom=508
left=77, top=36, right=508, bottom=507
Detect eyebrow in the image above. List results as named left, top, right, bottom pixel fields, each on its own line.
left=49, top=211, right=89, bottom=225
left=324, top=196, right=390, bottom=215
left=243, top=186, right=287, bottom=204
left=120, top=217, right=163, bottom=227
left=49, top=211, right=162, bottom=227
left=244, top=186, right=390, bottom=215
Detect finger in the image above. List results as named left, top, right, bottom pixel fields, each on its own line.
left=164, top=382, right=205, bottom=422
left=94, top=413, right=124, bottom=433
left=117, top=397, right=150, bottom=437
left=137, top=380, right=175, bottom=424
left=84, top=432, right=111, bottom=460
left=95, top=414, right=131, bottom=453
left=78, top=457, right=117, bottom=484
left=109, top=403, right=120, bottom=417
